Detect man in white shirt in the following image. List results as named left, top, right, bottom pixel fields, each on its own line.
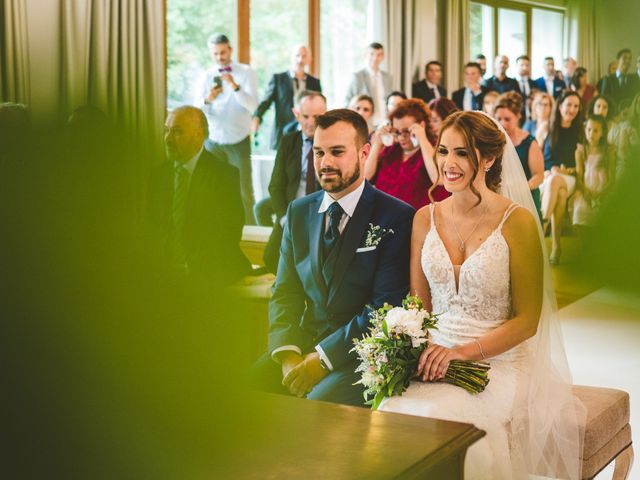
left=452, top=62, right=487, bottom=111
left=411, top=60, right=448, bottom=104
left=534, top=57, right=564, bottom=99
left=195, top=34, right=258, bottom=224
left=344, top=43, right=394, bottom=126
left=249, top=109, right=414, bottom=406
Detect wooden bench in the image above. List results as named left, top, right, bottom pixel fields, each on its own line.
left=240, top=225, right=272, bottom=267
left=573, top=385, right=634, bottom=479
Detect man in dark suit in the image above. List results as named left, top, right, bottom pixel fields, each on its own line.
left=412, top=60, right=447, bottom=104
left=146, top=106, right=251, bottom=282
left=515, top=55, right=537, bottom=121
left=534, top=57, right=565, bottom=99
left=599, top=48, right=640, bottom=105
left=250, top=109, right=414, bottom=406
left=485, top=55, right=521, bottom=95
left=252, top=45, right=322, bottom=151
left=262, top=90, right=327, bottom=272
left=452, top=62, right=488, bottom=111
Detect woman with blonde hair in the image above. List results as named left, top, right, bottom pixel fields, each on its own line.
left=523, top=91, right=554, bottom=148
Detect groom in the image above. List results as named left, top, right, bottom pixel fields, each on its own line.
left=250, top=109, right=414, bottom=406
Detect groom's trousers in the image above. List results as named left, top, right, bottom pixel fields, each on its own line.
left=249, top=353, right=366, bottom=407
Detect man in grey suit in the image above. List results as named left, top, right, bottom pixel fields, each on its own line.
left=344, top=42, right=393, bottom=126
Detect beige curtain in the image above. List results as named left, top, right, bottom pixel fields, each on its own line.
left=0, top=0, right=31, bottom=104
left=61, top=0, right=165, bottom=152
left=565, top=0, right=600, bottom=84
left=382, top=0, right=442, bottom=96
left=444, top=0, right=469, bottom=96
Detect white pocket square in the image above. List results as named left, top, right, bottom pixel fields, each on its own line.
left=356, top=246, right=377, bottom=253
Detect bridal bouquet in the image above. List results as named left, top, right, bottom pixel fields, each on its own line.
left=352, top=295, right=491, bottom=410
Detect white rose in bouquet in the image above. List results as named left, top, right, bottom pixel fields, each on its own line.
left=384, top=307, right=427, bottom=341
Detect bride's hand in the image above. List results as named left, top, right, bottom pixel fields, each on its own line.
left=417, top=344, right=465, bottom=382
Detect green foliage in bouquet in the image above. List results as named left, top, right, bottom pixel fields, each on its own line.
left=352, top=295, right=490, bottom=410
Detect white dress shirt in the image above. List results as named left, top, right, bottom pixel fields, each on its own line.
left=295, top=134, right=314, bottom=200
left=290, top=71, right=307, bottom=100
left=271, top=180, right=366, bottom=371
left=517, top=76, right=531, bottom=97
left=195, top=61, right=258, bottom=145
left=426, top=81, right=441, bottom=99
left=545, top=76, right=555, bottom=96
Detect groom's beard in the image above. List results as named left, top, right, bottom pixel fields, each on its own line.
left=317, top=163, right=361, bottom=194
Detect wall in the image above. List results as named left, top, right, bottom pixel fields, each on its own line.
left=595, top=0, right=640, bottom=74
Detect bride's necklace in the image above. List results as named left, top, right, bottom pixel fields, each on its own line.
left=451, top=200, right=488, bottom=253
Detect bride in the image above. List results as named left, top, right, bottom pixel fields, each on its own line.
left=378, top=111, right=584, bottom=479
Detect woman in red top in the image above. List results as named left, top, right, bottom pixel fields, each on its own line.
left=365, top=98, right=449, bottom=209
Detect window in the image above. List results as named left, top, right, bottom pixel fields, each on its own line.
left=320, top=0, right=372, bottom=108
left=250, top=0, right=308, bottom=155
left=531, top=9, right=564, bottom=79
left=468, top=1, right=564, bottom=80
left=166, top=0, right=236, bottom=109
left=469, top=3, right=495, bottom=75
left=497, top=8, right=526, bottom=78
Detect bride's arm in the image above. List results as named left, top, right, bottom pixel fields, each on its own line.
left=409, top=206, right=433, bottom=311
left=463, top=208, right=543, bottom=358
left=419, top=208, right=542, bottom=380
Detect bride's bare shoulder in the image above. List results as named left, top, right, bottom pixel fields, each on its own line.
left=501, top=206, right=540, bottom=247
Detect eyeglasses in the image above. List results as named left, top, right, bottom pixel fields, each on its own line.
left=389, top=128, right=412, bottom=138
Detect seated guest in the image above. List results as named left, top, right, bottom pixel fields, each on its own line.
left=515, top=55, right=536, bottom=120
left=562, top=57, right=578, bottom=89
left=365, top=99, right=448, bottom=209
left=386, top=90, right=407, bottom=115
left=146, top=106, right=251, bottom=281
left=572, top=67, right=598, bottom=110
left=534, top=57, right=565, bottom=99
left=599, top=49, right=640, bottom=105
left=540, top=91, right=583, bottom=264
left=427, top=97, right=458, bottom=137
left=252, top=45, right=321, bottom=151
left=573, top=114, right=615, bottom=229
left=475, top=53, right=488, bottom=85
left=452, top=62, right=487, bottom=111
left=482, top=91, right=500, bottom=117
left=412, top=61, right=447, bottom=104
left=485, top=55, right=521, bottom=94
left=344, top=42, right=393, bottom=126
left=348, top=94, right=375, bottom=134
left=263, top=90, right=327, bottom=273
left=524, top=91, right=554, bottom=148
left=494, top=92, right=544, bottom=217
left=608, top=95, right=639, bottom=179
left=588, top=94, right=616, bottom=130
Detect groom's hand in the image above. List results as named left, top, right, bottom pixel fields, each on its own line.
left=282, top=352, right=328, bottom=398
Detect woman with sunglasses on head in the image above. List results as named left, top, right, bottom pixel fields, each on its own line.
left=365, top=98, right=449, bottom=209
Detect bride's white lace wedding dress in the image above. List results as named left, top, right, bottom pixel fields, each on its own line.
left=379, top=202, right=531, bottom=479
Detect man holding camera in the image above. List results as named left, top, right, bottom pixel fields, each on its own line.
left=196, top=33, right=258, bottom=224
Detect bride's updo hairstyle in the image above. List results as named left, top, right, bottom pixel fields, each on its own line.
left=429, top=111, right=505, bottom=205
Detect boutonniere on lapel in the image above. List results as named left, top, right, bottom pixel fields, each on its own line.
left=356, top=223, right=394, bottom=252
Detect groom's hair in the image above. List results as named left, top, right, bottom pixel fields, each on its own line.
left=315, top=109, right=369, bottom=148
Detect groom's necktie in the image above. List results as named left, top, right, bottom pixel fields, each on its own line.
left=323, top=201, right=344, bottom=258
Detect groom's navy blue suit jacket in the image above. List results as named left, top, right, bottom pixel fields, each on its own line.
left=268, top=181, right=415, bottom=370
